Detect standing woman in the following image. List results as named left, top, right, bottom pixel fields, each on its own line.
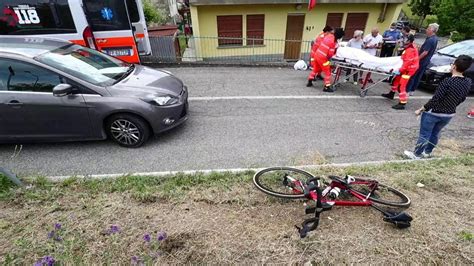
left=345, top=30, right=364, bottom=84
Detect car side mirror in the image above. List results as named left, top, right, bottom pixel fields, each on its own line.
left=53, top=84, right=73, bottom=97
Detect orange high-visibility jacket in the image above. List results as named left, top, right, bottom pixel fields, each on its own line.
left=311, top=32, right=325, bottom=54
left=399, top=43, right=419, bottom=73
left=315, top=33, right=336, bottom=60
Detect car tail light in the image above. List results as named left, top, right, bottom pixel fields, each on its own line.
left=82, top=26, right=97, bottom=49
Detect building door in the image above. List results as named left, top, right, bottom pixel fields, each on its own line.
left=284, top=14, right=305, bottom=60
left=344, top=13, right=368, bottom=40
left=325, top=13, right=343, bottom=29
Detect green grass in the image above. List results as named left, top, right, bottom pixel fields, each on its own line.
left=459, top=231, right=473, bottom=241
left=1, top=154, right=473, bottom=264
left=1, top=154, right=472, bottom=205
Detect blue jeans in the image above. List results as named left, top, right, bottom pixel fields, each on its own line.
left=406, top=64, right=428, bottom=93
left=414, top=112, right=452, bottom=155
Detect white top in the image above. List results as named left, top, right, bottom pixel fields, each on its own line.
left=363, top=33, right=383, bottom=56
left=347, top=38, right=364, bottom=49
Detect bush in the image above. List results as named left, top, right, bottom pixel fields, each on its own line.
left=434, top=0, right=473, bottom=40
left=142, top=0, right=167, bottom=26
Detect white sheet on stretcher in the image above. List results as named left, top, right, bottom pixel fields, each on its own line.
left=334, top=47, right=403, bottom=73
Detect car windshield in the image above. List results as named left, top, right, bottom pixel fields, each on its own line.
left=438, top=40, right=474, bottom=57
left=34, top=44, right=132, bottom=86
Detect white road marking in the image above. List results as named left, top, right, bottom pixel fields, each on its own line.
left=189, top=95, right=436, bottom=101
left=47, top=157, right=440, bottom=181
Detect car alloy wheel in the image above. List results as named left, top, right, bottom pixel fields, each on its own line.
left=106, top=114, right=150, bottom=148
left=110, top=119, right=141, bottom=146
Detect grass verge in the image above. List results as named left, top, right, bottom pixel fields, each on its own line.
left=1, top=155, right=473, bottom=264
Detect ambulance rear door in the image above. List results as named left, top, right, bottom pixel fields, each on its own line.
left=125, top=0, right=152, bottom=55
left=82, top=0, right=140, bottom=63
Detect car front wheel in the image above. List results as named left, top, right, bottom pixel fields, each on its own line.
left=106, top=114, right=150, bottom=148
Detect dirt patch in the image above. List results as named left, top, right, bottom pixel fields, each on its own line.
left=1, top=157, right=473, bottom=264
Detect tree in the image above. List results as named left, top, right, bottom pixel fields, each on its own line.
left=408, top=0, right=436, bottom=25
left=143, top=0, right=167, bottom=26
left=434, top=0, right=474, bottom=40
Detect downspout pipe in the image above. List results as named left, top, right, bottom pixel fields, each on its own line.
left=378, top=3, right=388, bottom=23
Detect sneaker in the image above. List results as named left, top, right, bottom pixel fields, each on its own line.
left=306, top=80, right=313, bottom=87
left=421, top=152, right=432, bottom=158
left=353, top=81, right=358, bottom=85
left=381, top=91, right=395, bottom=100
left=343, top=78, right=349, bottom=83
left=323, top=86, right=335, bottom=93
left=392, top=103, right=406, bottom=110
left=408, top=91, right=415, bottom=96
left=404, top=150, right=421, bottom=160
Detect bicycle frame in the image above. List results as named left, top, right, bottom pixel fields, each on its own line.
left=286, top=175, right=377, bottom=207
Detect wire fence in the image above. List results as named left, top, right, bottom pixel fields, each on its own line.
left=142, top=35, right=313, bottom=65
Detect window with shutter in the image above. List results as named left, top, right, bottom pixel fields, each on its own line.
left=217, top=15, right=243, bottom=46
left=246, top=14, right=264, bottom=46
left=325, top=13, right=343, bottom=29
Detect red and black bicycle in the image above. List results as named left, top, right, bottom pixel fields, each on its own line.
left=253, top=167, right=413, bottom=238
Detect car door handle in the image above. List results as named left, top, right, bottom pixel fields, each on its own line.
left=6, top=100, right=23, bottom=108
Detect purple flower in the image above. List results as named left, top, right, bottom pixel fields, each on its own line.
left=108, top=225, right=120, bottom=234
left=47, top=231, right=55, bottom=239
left=157, top=231, right=167, bottom=241
left=44, top=256, right=55, bottom=266
left=53, top=235, right=62, bottom=242
left=54, top=223, right=61, bottom=230
left=35, top=256, right=55, bottom=266
left=143, top=233, right=151, bottom=242
left=131, top=256, right=140, bottom=265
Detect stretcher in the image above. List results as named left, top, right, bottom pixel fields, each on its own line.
left=330, top=47, right=403, bottom=97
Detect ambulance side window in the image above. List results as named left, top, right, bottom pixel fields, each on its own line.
left=126, top=0, right=140, bottom=23
left=0, top=0, right=76, bottom=35
left=83, top=0, right=132, bottom=31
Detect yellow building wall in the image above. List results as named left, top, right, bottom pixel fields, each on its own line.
left=192, top=3, right=403, bottom=58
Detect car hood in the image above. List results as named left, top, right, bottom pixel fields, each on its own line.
left=428, top=53, right=456, bottom=68
left=108, top=65, right=183, bottom=97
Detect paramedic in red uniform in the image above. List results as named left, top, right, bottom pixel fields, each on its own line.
left=307, top=27, right=344, bottom=92
left=309, top=26, right=333, bottom=81
left=382, top=34, right=419, bottom=110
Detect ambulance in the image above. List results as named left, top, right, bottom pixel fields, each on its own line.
left=0, top=0, right=151, bottom=63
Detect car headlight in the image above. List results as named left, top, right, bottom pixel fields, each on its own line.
left=141, top=95, right=179, bottom=106
left=429, top=65, right=451, bottom=73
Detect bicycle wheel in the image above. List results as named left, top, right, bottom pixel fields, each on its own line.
left=348, top=176, right=411, bottom=208
left=253, top=167, right=315, bottom=199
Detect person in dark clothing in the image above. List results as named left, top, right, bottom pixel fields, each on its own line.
left=405, top=23, right=439, bottom=95
left=380, top=22, right=401, bottom=57
left=404, top=55, right=473, bottom=159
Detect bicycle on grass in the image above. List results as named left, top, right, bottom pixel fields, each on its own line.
left=253, top=167, right=413, bottom=238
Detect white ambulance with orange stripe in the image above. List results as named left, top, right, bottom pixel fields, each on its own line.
left=0, top=0, right=151, bottom=64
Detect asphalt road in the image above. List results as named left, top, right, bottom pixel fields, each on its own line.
left=1, top=67, right=473, bottom=177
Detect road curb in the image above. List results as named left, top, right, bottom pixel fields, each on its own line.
left=47, top=157, right=441, bottom=182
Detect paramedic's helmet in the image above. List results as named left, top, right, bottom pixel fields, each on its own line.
left=334, top=28, right=345, bottom=41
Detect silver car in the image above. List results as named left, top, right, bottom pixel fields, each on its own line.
left=0, top=37, right=188, bottom=148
